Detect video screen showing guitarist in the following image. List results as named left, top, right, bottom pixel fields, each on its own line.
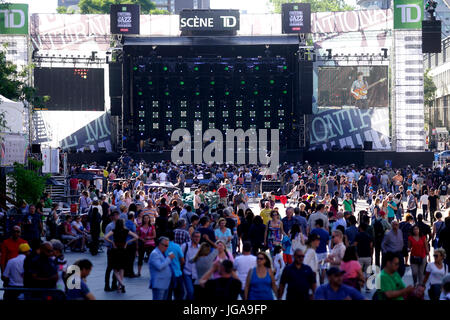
left=350, top=72, right=369, bottom=108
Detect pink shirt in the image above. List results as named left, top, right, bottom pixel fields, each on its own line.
left=340, top=260, right=361, bottom=280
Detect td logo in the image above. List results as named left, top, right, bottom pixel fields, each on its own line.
left=393, top=0, right=423, bottom=29
left=0, top=3, right=28, bottom=35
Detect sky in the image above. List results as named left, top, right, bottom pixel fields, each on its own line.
left=6, top=0, right=358, bottom=14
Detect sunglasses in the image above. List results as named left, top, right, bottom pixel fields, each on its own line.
left=433, top=254, right=439, bottom=257
left=295, top=255, right=305, bottom=258
left=257, top=257, right=265, bottom=260
left=161, top=244, right=169, bottom=247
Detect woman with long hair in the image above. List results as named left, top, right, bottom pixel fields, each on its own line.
left=244, top=252, right=278, bottom=300
left=304, top=233, right=321, bottom=285
left=214, top=218, right=233, bottom=252
left=213, top=240, right=234, bottom=278
left=340, top=246, right=364, bottom=291
left=104, top=219, right=138, bottom=293
left=137, top=214, right=156, bottom=277
left=191, top=242, right=218, bottom=300
left=123, top=191, right=132, bottom=207
left=264, top=210, right=285, bottom=256
left=408, top=225, right=429, bottom=286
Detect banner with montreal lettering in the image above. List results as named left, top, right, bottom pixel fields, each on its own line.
left=59, top=112, right=112, bottom=152
left=308, top=107, right=391, bottom=151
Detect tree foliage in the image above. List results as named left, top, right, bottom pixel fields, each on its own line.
left=424, top=69, right=437, bottom=106
left=0, top=46, right=49, bottom=110
left=270, top=0, right=354, bottom=13
left=78, top=0, right=159, bottom=14
left=7, top=159, right=49, bottom=205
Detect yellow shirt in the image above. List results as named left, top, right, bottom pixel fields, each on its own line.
left=260, top=208, right=272, bottom=225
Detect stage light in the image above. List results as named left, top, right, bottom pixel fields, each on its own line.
left=133, top=66, right=138, bottom=71
left=180, top=101, right=187, bottom=107
left=166, top=111, right=172, bottom=117
left=210, top=81, right=215, bottom=85
left=194, top=66, right=199, bottom=71
left=181, top=121, right=187, bottom=127
left=139, top=111, right=145, bottom=117
left=225, top=91, right=230, bottom=96
left=153, top=112, right=158, bottom=118
left=224, top=66, right=229, bottom=71
left=255, top=66, right=260, bottom=71
left=209, top=123, right=215, bottom=129
left=195, top=92, right=200, bottom=96
left=139, top=125, right=145, bottom=131
left=264, top=122, right=270, bottom=128
left=240, top=80, right=245, bottom=85
left=195, top=112, right=201, bottom=118
left=236, top=121, right=242, bottom=127
left=250, top=111, right=256, bottom=117
left=264, top=111, right=270, bottom=117
left=180, top=81, right=185, bottom=85
left=209, top=112, right=214, bottom=117
left=279, top=123, right=285, bottom=129
left=148, top=81, right=153, bottom=85
left=253, top=90, right=259, bottom=95
left=278, top=110, right=284, bottom=116
left=264, top=100, right=270, bottom=107
left=223, top=111, right=229, bottom=117
left=283, top=90, right=288, bottom=94
left=181, top=111, right=187, bottom=117
left=283, top=66, right=287, bottom=70
left=166, top=125, right=172, bottom=131
left=153, top=123, right=159, bottom=129
left=152, top=101, right=159, bottom=107
left=138, top=91, right=143, bottom=96
left=163, top=66, right=168, bottom=71
left=165, top=92, right=169, bottom=96
left=270, top=80, right=275, bottom=84
left=236, top=110, right=243, bottom=117
left=208, top=101, right=214, bottom=107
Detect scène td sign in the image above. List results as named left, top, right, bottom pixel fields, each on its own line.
left=0, top=3, right=28, bottom=35
left=394, top=0, right=423, bottom=29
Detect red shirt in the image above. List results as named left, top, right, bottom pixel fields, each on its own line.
left=218, top=187, right=228, bottom=198
left=0, top=237, right=28, bottom=271
left=69, top=178, right=78, bottom=190
left=409, top=235, right=427, bottom=258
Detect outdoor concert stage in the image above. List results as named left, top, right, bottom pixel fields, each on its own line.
left=67, top=150, right=434, bottom=168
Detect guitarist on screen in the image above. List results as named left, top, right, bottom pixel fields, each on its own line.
left=350, top=72, right=369, bottom=108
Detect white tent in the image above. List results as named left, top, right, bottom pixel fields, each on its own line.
left=0, top=94, right=25, bottom=134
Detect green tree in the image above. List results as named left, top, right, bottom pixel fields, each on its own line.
left=270, top=0, right=354, bottom=13
left=79, top=0, right=159, bottom=14
left=424, top=69, right=437, bottom=106
left=7, top=159, right=49, bottom=205
left=56, top=6, right=68, bottom=13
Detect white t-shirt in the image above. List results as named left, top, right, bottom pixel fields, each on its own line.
left=158, top=172, right=167, bottom=182
left=244, top=172, right=252, bottom=182
left=3, top=254, right=26, bottom=286
left=425, top=262, right=448, bottom=285
left=420, top=194, right=429, bottom=205
left=273, top=253, right=285, bottom=282
left=233, top=254, right=257, bottom=290
left=291, top=173, right=299, bottom=182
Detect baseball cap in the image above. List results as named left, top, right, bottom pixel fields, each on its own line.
left=326, top=267, right=346, bottom=277
left=19, top=243, right=31, bottom=253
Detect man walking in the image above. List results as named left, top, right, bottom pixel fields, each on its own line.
left=149, top=237, right=175, bottom=300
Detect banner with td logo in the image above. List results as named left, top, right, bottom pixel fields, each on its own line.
left=394, top=0, right=423, bottom=29
left=0, top=3, right=28, bottom=35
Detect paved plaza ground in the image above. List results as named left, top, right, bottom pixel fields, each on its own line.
left=59, top=198, right=431, bottom=300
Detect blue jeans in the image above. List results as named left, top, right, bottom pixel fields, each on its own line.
left=183, top=274, right=195, bottom=300
left=168, top=275, right=184, bottom=300
left=152, top=288, right=169, bottom=300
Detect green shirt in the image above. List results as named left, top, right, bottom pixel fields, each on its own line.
left=343, top=199, right=353, bottom=212
left=387, top=200, right=397, bottom=218
left=379, top=270, right=405, bottom=300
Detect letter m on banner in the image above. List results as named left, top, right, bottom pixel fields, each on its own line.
left=394, top=0, right=423, bottom=29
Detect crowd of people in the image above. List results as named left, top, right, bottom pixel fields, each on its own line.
left=1, top=156, right=449, bottom=300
